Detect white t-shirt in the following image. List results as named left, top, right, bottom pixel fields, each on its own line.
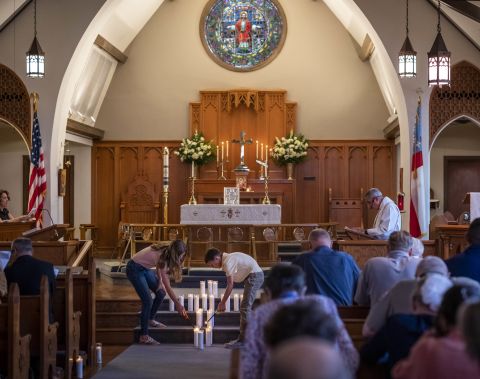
left=222, top=252, right=262, bottom=283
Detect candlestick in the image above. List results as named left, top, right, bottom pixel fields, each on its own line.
left=198, top=330, right=205, bottom=350
left=205, top=327, right=213, bottom=347
left=226, top=141, right=229, bottom=159
left=96, top=343, right=103, bottom=364
left=196, top=309, right=203, bottom=328
left=194, top=327, right=200, bottom=347
left=76, top=356, right=84, bottom=378
left=261, top=143, right=264, bottom=160
left=169, top=297, right=175, bottom=312
left=216, top=145, right=219, bottom=164
left=207, top=309, right=215, bottom=328
left=207, top=280, right=213, bottom=295
left=202, top=294, right=208, bottom=310
left=233, top=294, right=239, bottom=312
left=209, top=295, right=215, bottom=312
left=200, top=281, right=205, bottom=296
left=256, top=140, right=259, bottom=159
left=213, top=281, right=218, bottom=298
left=178, top=295, right=184, bottom=308
left=265, top=145, right=268, bottom=164
left=221, top=141, right=224, bottom=161
left=194, top=295, right=200, bottom=311
left=188, top=294, right=194, bottom=312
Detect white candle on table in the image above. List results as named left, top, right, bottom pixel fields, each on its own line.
left=194, top=295, right=200, bottom=311
left=209, top=295, right=215, bottom=312
left=202, top=294, right=208, bottom=310
left=76, top=356, right=83, bottom=378
left=265, top=145, right=268, bottom=164
left=213, top=281, right=218, bottom=298
left=207, top=280, right=213, bottom=295
left=216, top=145, right=219, bottom=164
left=196, top=309, right=203, bottom=328
left=205, top=327, right=213, bottom=347
left=261, top=143, right=264, bottom=160
left=233, top=294, right=239, bottom=311
left=169, top=297, right=175, bottom=312
left=226, top=141, right=229, bottom=159
left=198, top=330, right=204, bottom=350
left=207, top=309, right=215, bottom=328
left=96, top=343, right=102, bottom=364
left=194, top=327, right=200, bottom=347
left=200, top=281, right=206, bottom=296
left=221, top=141, right=224, bottom=161
left=188, top=294, right=194, bottom=312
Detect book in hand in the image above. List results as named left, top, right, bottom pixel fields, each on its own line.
left=344, top=226, right=375, bottom=240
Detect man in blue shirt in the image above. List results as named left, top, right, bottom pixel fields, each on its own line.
left=292, top=228, right=360, bottom=305
left=446, top=217, right=480, bottom=282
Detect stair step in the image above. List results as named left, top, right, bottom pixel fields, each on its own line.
left=133, top=326, right=239, bottom=344
left=96, top=328, right=135, bottom=345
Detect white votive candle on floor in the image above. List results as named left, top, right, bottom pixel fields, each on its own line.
left=76, top=356, right=83, bottom=378
left=213, top=281, right=218, bottom=298
left=178, top=295, right=184, bottom=308
left=207, top=309, right=215, bottom=328
left=96, top=343, right=103, bottom=364
left=196, top=309, right=203, bottom=328
left=200, top=281, right=206, bottom=296
left=205, top=327, right=213, bottom=346
left=207, top=280, right=213, bottom=295
left=194, top=327, right=200, bottom=347
left=169, top=297, right=175, bottom=312
left=194, top=295, right=200, bottom=311
left=209, top=295, right=215, bottom=312
left=225, top=296, right=231, bottom=312
left=188, top=294, right=194, bottom=312
left=198, top=330, right=204, bottom=350
left=233, top=294, right=239, bottom=311
left=202, top=294, right=208, bottom=310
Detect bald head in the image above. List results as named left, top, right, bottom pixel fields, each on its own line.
left=268, top=338, right=352, bottom=379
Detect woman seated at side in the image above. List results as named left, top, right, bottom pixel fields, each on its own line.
left=0, top=189, right=33, bottom=222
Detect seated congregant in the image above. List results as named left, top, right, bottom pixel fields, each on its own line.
left=392, top=283, right=480, bottom=379
left=446, top=217, right=480, bottom=282
left=360, top=274, right=453, bottom=370
left=355, top=231, right=420, bottom=307
left=292, top=228, right=360, bottom=306
left=363, top=187, right=401, bottom=240
left=240, top=264, right=358, bottom=379
left=0, top=189, right=32, bottom=222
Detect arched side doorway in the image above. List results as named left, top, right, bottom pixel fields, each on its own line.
left=429, top=61, right=480, bottom=222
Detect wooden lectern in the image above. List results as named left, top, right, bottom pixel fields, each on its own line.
left=22, top=224, right=70, bottom=241
left=0, top=221, right=36, bottom=241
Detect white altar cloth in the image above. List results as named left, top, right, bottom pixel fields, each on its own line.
left=180, top=204, right=281, bottom=225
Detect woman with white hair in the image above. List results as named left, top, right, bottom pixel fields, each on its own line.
left=360, top=274, right=452, bottom=370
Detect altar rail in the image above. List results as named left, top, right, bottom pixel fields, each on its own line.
left=119, top=223, right=338, bottom=267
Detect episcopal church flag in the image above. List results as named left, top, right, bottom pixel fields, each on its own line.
left=28, top=110, right=47, bottom=224
left=410, top=97, right=427, bottom=238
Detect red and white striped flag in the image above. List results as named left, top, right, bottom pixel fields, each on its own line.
left=410, top=97, right=427, bottom=238
left=28, top=110, right=47, bottom=225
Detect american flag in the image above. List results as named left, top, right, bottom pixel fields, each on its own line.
left=28, top=111, right=47, bottom=225
left=409, top=97, right=427, bottom=238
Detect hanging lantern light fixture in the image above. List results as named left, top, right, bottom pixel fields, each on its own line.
left=428, top=0, right=450, bottom=87
left=398, top=0, right=416, bottom=78
left=26, top=0, right=45, bottom=78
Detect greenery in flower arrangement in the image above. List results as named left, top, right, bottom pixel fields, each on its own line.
left=175, top=132, right=216, bottom=165
left=271, top=131, right=309, bottom=165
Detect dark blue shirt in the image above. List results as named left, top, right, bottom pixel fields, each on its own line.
left=292, top=246, right=360, bottom=306
left=446, top=244, right=480, bottom=283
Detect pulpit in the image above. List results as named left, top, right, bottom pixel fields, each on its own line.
left=0, top=221, right=36, bottom=241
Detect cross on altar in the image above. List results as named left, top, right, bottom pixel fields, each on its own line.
left=232, top=131, right=253, bottom=172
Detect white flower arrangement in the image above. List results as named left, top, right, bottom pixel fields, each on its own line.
left=271, top=131, right=309, bottom=165
left=174, top=131, right=215, bottom=165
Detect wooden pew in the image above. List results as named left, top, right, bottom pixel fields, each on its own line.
left=54, top=268, right=82, bottom=379
left=19, top=275, right=59, bottom=379
left=0, top=283, right=31, bottom=379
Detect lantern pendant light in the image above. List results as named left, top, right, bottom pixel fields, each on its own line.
left=428, top=0, right=450, bottom=87
left=398, top=0, right=416, bottom=78
left=26, top=0, right=45, bottom=78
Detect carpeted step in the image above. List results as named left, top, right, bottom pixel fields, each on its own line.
left=133, top=326, right=239, bottom=344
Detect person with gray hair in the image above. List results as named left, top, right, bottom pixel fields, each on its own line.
left=363, top=187, right=401, bottom=240
left=410, top=237, right=424, bottom=258
left=355, top=231, right=420, bottom=306
left=292, top=228, right=360, bottom=305
left=267, top=338, right=352, bottom=379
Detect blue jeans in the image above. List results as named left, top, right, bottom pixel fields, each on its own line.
left=126, top=260, right=166, bottom=335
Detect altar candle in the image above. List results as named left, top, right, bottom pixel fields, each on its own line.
left=188, top=294, right=194, bottom=312
left=265, top=145, right=269, bottom=164
left=213, top=281, right=218, bottom=298
left=169, top=297, right=175, bottom=312
left=178, top=295, right=184, bottom=308
left=209, top=295, right=215, bottom=312
left=221, top=141, right=224, bottom=161
left=226, top=141, right=229, bottom=159
left=163, top=147, right=169, bottom=186
left=194, top=295, right=200, bottom=311
left=205, top=327, right=213, bottom=347
left=261, top=143, right=264, bottom=160
left=256, top=140, right=259, bottom=159
left=76, top=356, right=84, bottom=378
left=207, top=309, right=215, bottom=328
left=194, top=327, right=200, bottom=347
left=196, top=309, right=203, bottom=328
left=216, top=145, right=219, bottom=164
left=202, top=294, right=208, bottom=310
left=207, top=280, right=213, bottom=295
left=96, top=343, right=103, bottom=365
left=200, top=281, right=206, bottom=296
left=198, top=330, right=205, bottom=350
left=233, top=294, right=240, bottom=311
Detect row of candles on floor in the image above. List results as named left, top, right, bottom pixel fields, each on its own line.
left=75, top=343, right=103, bottom=378
left=168, top=293, right=243, bottom=313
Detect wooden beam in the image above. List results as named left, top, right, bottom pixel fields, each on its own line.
left=383, top=115, right=399, bottom=140
left=442, top=0, right=480, bottom=23
left=94, top=35, right=128, bottom=64
left=359, top=34, right=375, bottom=62
left=66, top=118, right=105, bottom=140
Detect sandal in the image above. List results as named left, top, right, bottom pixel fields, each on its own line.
left=149, top=320, right=167, bottom=328
left=139, top=335, right=160, bottom=345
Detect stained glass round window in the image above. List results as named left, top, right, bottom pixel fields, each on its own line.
left=200, top=0, right=287, bottom=72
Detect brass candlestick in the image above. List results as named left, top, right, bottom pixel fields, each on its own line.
left=188, top=161, right=197, bottom=205
left=217, top=159, right=228, bottom=180
left=262, top=175, right=271, bottom=204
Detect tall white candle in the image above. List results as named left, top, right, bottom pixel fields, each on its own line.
left=198, top=330, right=204, bottom=350
left=207, top=280, right=213, bottom=295
left=76, top=356, right=84, bottom=378
left=261, top=143, right=264, bottom=160
left=196, top=309, right=203, bottom=328
left=194, top=295, right=200, bottom=311
left=194, top=327, right=200, bottom=347
left=225, top=295, right=231, bottom=312
left=207, top=309, right=215, bottom=328
left=256, top=140, right=259, bottom=159
left=178, top=295, right=184, bottom=309
left=187, top=294, right=194, bottom=312
left=213, top=281, right=218, bottom=298
left=96, top=343, right=102, bottom=364
left=221, top=141, right=224, bottom=161
left=163, top=147, right=169, bottom=186
left=205, top=327, right=213, bottom=347
left=226, top=141, right=229, bottom=159
left=200, top=281, right=206, bottom=296
left=233, top=294, right=239, bottom=312
left=202, top=294, right=208, bottom=310
left=216, top=145, right=219, bottom=164
left=169, top=297, right=175, bottom=312
left=209, top=295, right=215, bottom=312
left=265, top=145, right=268, bottom=164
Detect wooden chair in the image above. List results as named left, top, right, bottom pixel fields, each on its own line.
left=0, top=283, right=31, bottom=379
left=120, top=175, right=161, bottom=224
left=328, top=188, right=365, bottom=233
left=54, top=268, right=82, bottom=379
left=19, top=275, right=59, bottom=379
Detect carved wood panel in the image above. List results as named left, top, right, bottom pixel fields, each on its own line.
left=348, top=146, right=368, bottom=198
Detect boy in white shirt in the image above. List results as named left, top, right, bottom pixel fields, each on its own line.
left=205, top=248, right=264, bottom=348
